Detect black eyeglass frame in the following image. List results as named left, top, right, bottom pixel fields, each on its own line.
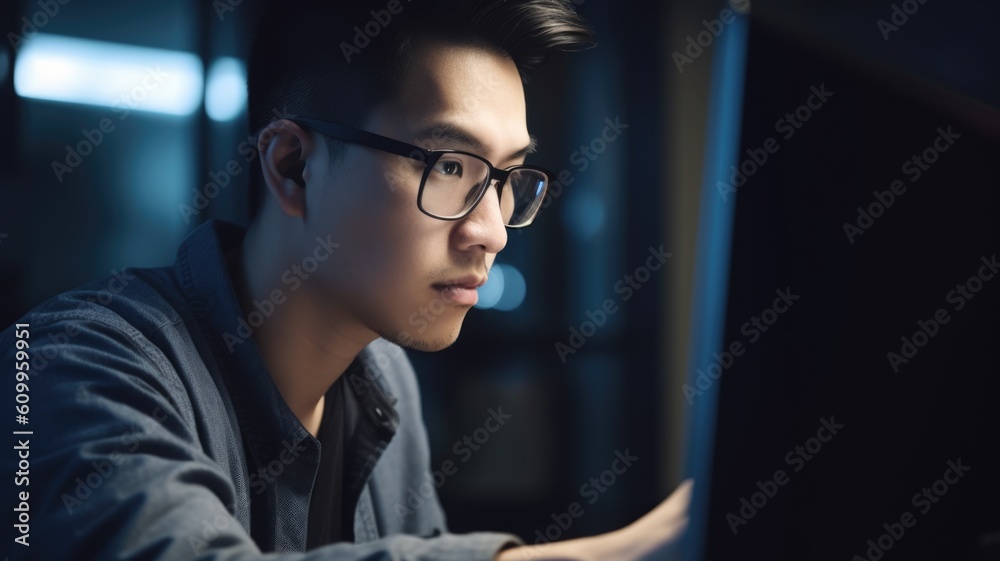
left=291, top=117, right=553, bottom=228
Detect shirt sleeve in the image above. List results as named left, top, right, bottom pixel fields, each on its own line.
left=1, top=313, right=523, bottom=561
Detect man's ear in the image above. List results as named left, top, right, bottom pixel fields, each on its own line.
left=257, top=119, right=315, bottom=218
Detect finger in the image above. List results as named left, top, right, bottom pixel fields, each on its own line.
left=657, top=478, right=694, bottom=519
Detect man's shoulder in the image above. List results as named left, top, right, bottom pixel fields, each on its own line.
left=1, top=265, right=201, bottom=382
left=8, top=266, right=186, bottom=333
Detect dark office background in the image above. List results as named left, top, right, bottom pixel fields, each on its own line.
left=1, top=1, right=997, bottom=559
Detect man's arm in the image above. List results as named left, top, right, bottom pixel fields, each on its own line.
left=495, top=479, right=691, bottom=561
left=1, top=314, right=519, bottom=561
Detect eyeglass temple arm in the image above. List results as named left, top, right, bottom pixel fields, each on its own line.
left=291, top=117, right=432, bottom=164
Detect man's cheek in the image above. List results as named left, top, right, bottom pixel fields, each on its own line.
left=348, top=252, right=400, bottom=297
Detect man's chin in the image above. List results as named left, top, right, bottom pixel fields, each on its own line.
left=397, top=335, right=459, bottom=352
left=384, top=322, right=465, bottom=352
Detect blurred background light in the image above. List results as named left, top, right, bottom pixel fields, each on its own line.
left=475, top=263, right=528, bottom=311
left=492, top=264, right=526, bottom=311
left=14, top=34, right=203, bottom=116
left=205, top=57, right=246, bottom=121
left=475, top=263, right=505, bottom=309
left=562, top=189, right=606, bottom=240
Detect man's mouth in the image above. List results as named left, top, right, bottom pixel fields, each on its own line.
left=432, top=275, right=486, bottom=306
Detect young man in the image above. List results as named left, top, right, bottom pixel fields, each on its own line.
left=2, top=1, right=690, bottom=559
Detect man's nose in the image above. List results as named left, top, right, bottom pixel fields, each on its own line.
left=453, top=181, right=508, bottom=255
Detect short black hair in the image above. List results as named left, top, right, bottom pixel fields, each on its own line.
left=245, top=0, right=594, bottom=217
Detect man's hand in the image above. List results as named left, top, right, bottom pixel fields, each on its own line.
left=497, top=478, right=693, bottom=561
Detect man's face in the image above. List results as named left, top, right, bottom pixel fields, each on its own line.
left=300, top=38, right=532, bottom=351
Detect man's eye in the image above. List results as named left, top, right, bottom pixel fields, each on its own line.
left=432, top=160, right=463, bottom=177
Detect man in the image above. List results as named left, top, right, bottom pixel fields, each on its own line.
left=1, top=1, right=690, bottom=559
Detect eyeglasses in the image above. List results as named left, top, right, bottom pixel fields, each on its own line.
left=291, top=117, right=552, bottom=228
